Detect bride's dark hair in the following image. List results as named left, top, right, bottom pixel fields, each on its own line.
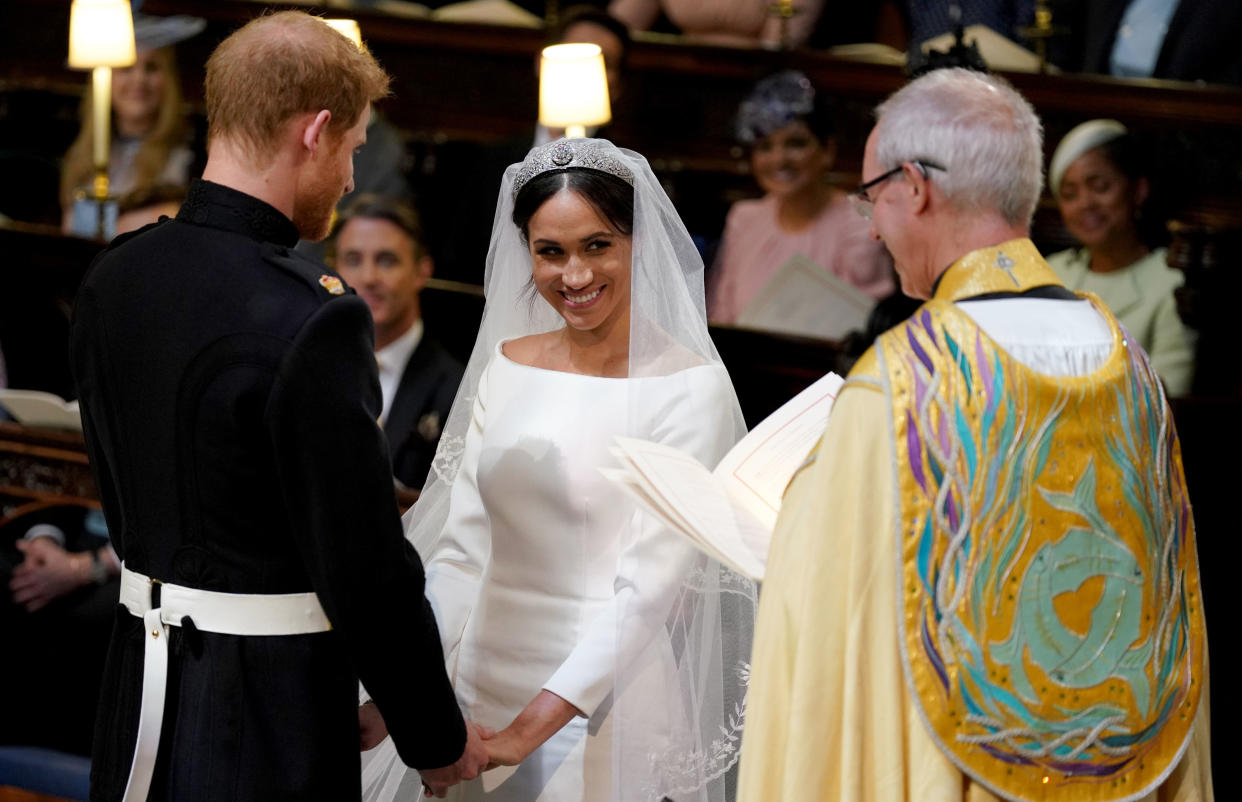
left=512, top=169, right=634, bottom=243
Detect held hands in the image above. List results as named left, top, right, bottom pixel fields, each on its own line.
left=9, top=538, right=91, bottom=612
left=482, top=690, right=581, bottom=771
left=364, top=691, right=580, bottom=797
left=419, top=720, right=491, bottom=798
left=356, top=702, right=491, bottom=798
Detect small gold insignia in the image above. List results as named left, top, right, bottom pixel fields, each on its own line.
left=318, top=274, right=345, bottom=295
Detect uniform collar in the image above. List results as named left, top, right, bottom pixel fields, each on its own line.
left=932, top=238, right=1065, bottom=303
left=176, top=179, right=300, bottom=247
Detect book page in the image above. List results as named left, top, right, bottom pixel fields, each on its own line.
left=601, top=371, right=845, bottom=582
left=0, top=389, right=82, bottom=431
left=714, top=372, right=844, bottom=531
left=600, top=467, right=751, bottom=577
left=608, top=439, right=765, bottom=580
left=735, top=253, right=873, bottom=341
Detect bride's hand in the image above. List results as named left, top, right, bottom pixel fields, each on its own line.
left=481, top=690, right=582, bottom=770
left=482, top=727, right=526, bottom=769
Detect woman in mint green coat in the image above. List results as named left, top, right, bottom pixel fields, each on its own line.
left=1046, top=120, right=1196, bottom=396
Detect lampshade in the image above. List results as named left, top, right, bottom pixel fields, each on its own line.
left=324, top=19, right=363, bottom=49
left=68, top=0, right=136, bottom=69
left=539, top=43, right=611, bottom=130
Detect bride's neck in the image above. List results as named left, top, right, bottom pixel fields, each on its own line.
left=560, top=314, right=630, bottom=378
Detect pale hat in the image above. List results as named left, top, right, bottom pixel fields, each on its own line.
left=1048, top=119, right=1127, bottom=195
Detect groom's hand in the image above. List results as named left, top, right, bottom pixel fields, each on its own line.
left=358, top=701, right=388, bottom=751
left=419, top=719, right=490, bottom=797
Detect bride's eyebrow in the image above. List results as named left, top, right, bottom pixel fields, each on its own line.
left=579, top=231, right=612, bottom=242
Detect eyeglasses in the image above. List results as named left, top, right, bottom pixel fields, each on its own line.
left=849, top=160, right=946, bottom=219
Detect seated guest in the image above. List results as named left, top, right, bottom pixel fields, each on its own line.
left=903, top=0, right=1034, bottom=49
left=8, top=507, right=118, bottom=614
left=708, top=71, right=894, bottom=325
left=426, top=6, right=632, bottom=285
left=60, top=16, right=202, bottom=238
left=1, top=504, right=118, bottom=756
left=327, top=194, right=464, bottom=489
left=1074, top=0, right=1242, bottom=85
left=609, top=0, right=824, bottom=48
left=535, top=5, right=631, bottom=146
left=560, top=5, right=629, bottom=106
left=1046, top=119, right=1195, bottom=395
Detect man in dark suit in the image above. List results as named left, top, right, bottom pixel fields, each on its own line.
left=69, top=12, right=486, bottom=800
left=1071, top=0, right=1242, bottom=85
left=327, top=194, right=465, bottom=490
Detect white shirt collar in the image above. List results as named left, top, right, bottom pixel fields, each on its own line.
left=375, top=318, right=423, bottom=422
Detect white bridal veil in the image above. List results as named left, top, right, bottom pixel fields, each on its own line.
left=362, top=139, right=756, bottom=801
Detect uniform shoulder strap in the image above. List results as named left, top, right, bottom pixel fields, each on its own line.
left=260, top=243, right=355, bottom=300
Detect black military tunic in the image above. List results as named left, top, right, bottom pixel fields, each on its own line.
left=71, top=179, right=466, bottom=801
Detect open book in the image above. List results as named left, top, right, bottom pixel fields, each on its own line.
left=735, top=253, right=874, bottom=342
left=0, top=389, right=82, bottom=432
left=601, top=371, right=844, bottom=581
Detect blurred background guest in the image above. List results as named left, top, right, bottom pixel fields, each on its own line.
left=1046, top=119, right=1196, bottom=395
left=1072, top=0, right=1242, bottom=85
left=425, top=5, right=631, bottom=284
left=534, top=6, right=630, bottom=145
left=708, top=71, right=893, bottom=326
left=59, top=14, right=204, bottom=239
left=902, top=0, right=1035, bottom=49
left=1, top=503, right=118, bottom=756
left=326, top=194, right=464, bottom=490
left=609, top=0, right=824, bottom=48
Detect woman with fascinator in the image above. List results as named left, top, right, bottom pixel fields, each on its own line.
left=1045, top=120, right=1195, bottom=396
left=708, top=71, right=893, bottom=326
left=360, top=138, right=756, bottom=801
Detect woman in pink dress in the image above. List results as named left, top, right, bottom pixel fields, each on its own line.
left=708, top=71, right=894, bottom=327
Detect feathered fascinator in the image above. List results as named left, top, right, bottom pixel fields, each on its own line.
left=734, top=70, right=815, bottom=144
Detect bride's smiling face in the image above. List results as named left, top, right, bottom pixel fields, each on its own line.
left=528, top=188, right=632, bottom=334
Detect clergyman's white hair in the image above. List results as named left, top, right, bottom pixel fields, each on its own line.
left=874, top=68, right=1044, bottom=227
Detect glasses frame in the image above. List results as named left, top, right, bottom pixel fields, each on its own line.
left=850, top=160, right=946, bottom=219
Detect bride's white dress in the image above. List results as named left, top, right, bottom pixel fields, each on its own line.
left=425, top=344, right=737, bottom=801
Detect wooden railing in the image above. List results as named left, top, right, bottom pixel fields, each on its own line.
left=0, top=422, right=97, bottom=521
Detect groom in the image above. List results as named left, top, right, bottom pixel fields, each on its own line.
left=70, top=12, right=485, bottom=800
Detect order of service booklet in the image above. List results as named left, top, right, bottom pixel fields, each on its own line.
left=0, top=389, right=82, bottom=432
left=734, top=253, right=874, bottom=342
left=600, top=370, right=844, bottom=582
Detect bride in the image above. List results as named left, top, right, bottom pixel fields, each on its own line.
left=360, top=138, right=756, bottom=801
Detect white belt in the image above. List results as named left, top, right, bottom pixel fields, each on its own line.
left=117, top=564, right=332, bottom=802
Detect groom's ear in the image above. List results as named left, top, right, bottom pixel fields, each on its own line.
left=300, top=110, right=333, bottom=159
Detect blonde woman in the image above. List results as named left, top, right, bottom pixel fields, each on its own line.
left=61, top=31, right=196, bottom=237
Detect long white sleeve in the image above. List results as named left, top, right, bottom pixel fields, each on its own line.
left=542, top=365, right=739, bottom=717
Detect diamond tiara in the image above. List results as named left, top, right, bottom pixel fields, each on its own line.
left=512, top=139, right=635, bottom=199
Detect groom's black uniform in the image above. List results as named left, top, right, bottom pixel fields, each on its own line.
left=71, top=179, right=465, bottom=801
